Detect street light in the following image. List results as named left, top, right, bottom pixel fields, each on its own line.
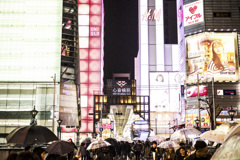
left=228, top=106, right=236, bottom=121
left=30, top=105, right=38, bottom=125
left=195, top=117, right=200, bottom=131
left=57, top=119, right=63, bottom=139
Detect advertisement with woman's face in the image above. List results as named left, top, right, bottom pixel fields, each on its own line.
left=186, top=33, right=239, bottom=83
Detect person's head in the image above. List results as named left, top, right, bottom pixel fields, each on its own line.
left=152, top=141, right=157, bottom=148
left=68, top=138, right=73, bottom=143
left=212, top=41, right=224, bottom=55
left=179, top=147, right=186, bottom=155
left=211, top=40, right=224, bottom=69
left=179, top=142, right=185, bottom=147
left=168, top=147, right=174, bottom=153
left=16, top=151, right=40, bottom=160
left=46, top=154, right=60, bottom=160
left=194, top=141, right=209, bottom=158
left=33, top=147, right=45, bottom=160
left=56, top=156, right=67, bottom=160
left=7, top=153, right=18, bottom=160
left=24, top=146, right=31, bottom=152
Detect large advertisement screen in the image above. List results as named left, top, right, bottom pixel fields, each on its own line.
left=186, top=33, right=239, bottom=83
left=150, top=72, right=184, bottom=112
left=0, top=0, right=62, bottom=82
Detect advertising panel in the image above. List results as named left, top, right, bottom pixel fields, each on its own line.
left=186, top=33, right=239, bottom=83
left=187, top=85, right=207, bottom=97
left=0, top=0, right=62, bottom=82
left=185, top=109, right=210, bottom=128
left=150, top=72, right=184, bottom=112
left=59, top=83, right=78, bottom=126
left=183, top=0, right=204, bottom=27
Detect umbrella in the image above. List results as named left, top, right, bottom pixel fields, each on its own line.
left=170, top=128, right=201, bottom=142
left=6, top=125, right=58, bottom=146
left=105, top=138, right=118, bottom=147
left=87, top=139, right=111, bottom=150
left=45, top=140, right=75, bottom=155
left=158, top=141, right=180, bottom=149
left=148, top=135, right=165, bottom=144
left=211, top=132, right=240, bottom=160
left=200, top=122, right=240, bottom=144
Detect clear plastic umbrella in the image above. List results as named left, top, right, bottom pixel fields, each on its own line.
left=158, top=141, right=180, bottom=149
left=170, top=128, right=201, bottom=142
left=201, top=122, right=240, bottom=144
left=87, top=139, right=111, bottom=150
left=133, top=137, right=141, bottom=141
left=211, top=132, right=240, bottom=160
left=148, top=135, right=165, bottom=144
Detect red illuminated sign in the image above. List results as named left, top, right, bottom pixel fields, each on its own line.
left=187, top=86, right=207, bottom=97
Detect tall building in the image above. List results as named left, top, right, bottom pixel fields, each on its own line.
left=183, top=0, right=240, bottom=130
left=0, top=0, right=80, bottom=142
left=77, top=0, right=104, bottom=136
left=135, top=0, right=184, bottom=136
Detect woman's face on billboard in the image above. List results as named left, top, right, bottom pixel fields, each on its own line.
left=213, top=42, right=224, bottom=55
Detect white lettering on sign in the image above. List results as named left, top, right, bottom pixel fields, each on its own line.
left=64, top=84, right=72, bottom=88
left=142, top=9, right=161, bottom=21
left=63, top=89, right=74, bottom=96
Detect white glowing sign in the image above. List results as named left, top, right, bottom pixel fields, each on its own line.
left=183, top=0, right=204, bottom=27
left=142, top=9, right=161, bottom=21
left=0, top=0, right=62, bottom=82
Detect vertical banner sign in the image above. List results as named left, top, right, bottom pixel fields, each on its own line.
left=181, top=85, right=184, bottom=97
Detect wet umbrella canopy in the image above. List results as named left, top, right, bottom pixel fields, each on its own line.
left=87, top=139, right=111, bottom=150
left=105, top=138, right=118, bottom=147
left=158, top=141, right=180, bottom=149
left=148, top=135, right=165, bottom=144
left=45, top=140, right=75, bottom=155
left=211, top=132, right=240, bottom=160
left=6, top=125, right=58, bottom=146
left=170, top=128, right=201, bottom=143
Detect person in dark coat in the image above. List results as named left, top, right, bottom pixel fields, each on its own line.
left=133, top=140, right=143, bottom=160
left=67, top=138, right=78, bottom=160
left=79, top=142, right=87, bottom=160
left=185, top=141, right=212, bottom=160
left=150, top=141, right=159, bottom=160
left=176, top=142, right=185, bottom=157
left=97, top=147, right=113, bottom=160
left=143, top=141, right=151, bottom=160
left=176, top=147, right=188, bottom=160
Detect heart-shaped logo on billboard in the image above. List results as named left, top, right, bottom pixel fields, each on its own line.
left=187, top=91, right=191, bottom=94
left=189, top=6, right=197, bottom=14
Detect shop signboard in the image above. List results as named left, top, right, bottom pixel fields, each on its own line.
left=186, top=32, right=239, bottom=83
left=187, top=85, right=207, bottom=97
left=185, top=109, right=210, bottom=128
left=217, top=90, right=236, bottom=95
left=183, top=0, right=204, bottom=27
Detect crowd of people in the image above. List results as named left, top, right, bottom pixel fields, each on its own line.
left=5, top=139, right=213, bottom=160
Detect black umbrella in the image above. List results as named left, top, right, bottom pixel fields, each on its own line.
left=45, top=140, right=75, bottom=155
left=105, top=138, right=118, bottom=147
left=6, top=125, right=58, bottom=146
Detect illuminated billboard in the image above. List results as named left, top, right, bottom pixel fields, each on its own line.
left=0, top=0, right=62, bottom=82
left=183, top=0, right=204, bottom=27
left=186, top=33, right=239, bottom=83
left=150, top=72, right=183, bottom=112
left=79, top=0, right=104, bottom=133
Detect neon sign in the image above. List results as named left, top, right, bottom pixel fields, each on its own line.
left=142, top=9, right=161, bottom=21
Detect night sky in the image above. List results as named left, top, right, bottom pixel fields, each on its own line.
left=103, top=0, right=138, bottom=83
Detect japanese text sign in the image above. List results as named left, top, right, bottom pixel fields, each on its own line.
left=183, top=0, right=204, bottom=27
